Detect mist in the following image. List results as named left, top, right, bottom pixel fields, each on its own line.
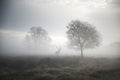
left=0, top=29, right=119, bottom=58
left=0, top=0, right=120, bottom=80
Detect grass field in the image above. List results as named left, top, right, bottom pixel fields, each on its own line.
left=0, top=55, right=120, bottom=80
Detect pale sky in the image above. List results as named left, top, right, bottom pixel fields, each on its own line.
left=1, top=0, right=120, bottom=46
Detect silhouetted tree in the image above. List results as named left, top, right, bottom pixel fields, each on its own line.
left=66, top=20, right=101, bottom=57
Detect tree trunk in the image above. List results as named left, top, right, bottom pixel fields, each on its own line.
left=80, top=46, right=83, bottom=58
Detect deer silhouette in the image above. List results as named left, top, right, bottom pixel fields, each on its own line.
left=55, top=46, right=61, bottom=56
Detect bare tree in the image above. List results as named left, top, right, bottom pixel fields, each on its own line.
left=25, top=26, right=51, bottom=48
left=66, top=20, right=101, bottom=57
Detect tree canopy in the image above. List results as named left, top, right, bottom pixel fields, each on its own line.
left=25, top=27, right=51, bottom=47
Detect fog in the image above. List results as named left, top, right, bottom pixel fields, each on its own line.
left=1, top=1, right=120, bottom=80
left=0, top=0, right=120, bottom=58
left=0, top=29, right=119, bottom=58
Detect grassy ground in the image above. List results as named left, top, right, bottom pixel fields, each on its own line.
left=0, top=55, right=120, bottom=80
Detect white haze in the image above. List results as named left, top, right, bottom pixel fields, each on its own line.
left=0, top=0, right=120, bottom=58
left=0, top=29, right=120, bottom=58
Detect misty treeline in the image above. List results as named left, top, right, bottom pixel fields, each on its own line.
left=25, top=20, right=101, bottom=57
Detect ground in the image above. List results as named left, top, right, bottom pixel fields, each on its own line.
left=0, top=55, right=120, bottom=80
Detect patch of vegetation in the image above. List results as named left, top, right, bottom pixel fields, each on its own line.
left=0, top=56, right=120, bottom=80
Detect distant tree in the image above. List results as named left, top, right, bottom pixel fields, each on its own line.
left=66, top=20, right=101, bottom=57
left=25, top=27, right=51, bottom=48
